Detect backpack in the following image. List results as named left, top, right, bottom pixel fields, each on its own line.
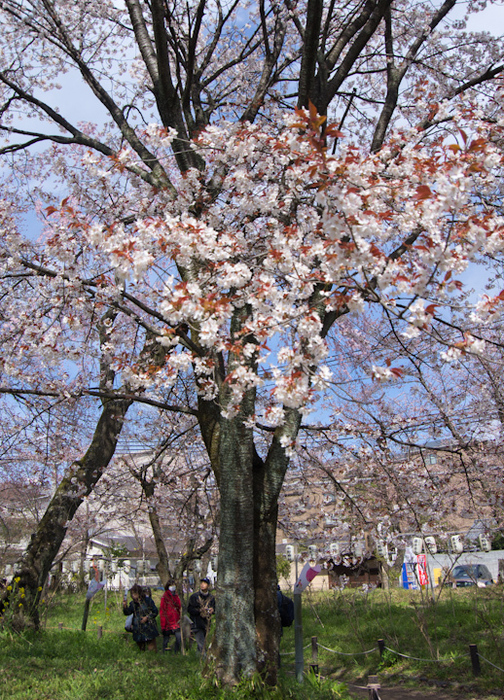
left=279, top=592, right=294, bottom=627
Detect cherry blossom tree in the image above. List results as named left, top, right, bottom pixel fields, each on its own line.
left=0, top=0, right=503, bottom=684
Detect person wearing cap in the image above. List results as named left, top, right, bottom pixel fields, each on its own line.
left=187, top=577, right=215, bottom=654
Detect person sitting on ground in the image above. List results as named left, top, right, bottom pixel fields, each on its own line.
left=160, top=578, right=182, bottom=652
left=123, top=583, right=159, bottom=651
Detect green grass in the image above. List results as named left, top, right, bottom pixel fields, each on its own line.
left=285, top=584, right=504, bottom=697
left=1, top=585, right=504, bottom=699
left=0, top=588, right=348, bottom=700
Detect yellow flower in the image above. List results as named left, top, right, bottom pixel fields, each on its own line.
left=6, top=586, right=12, bottom=591
left=37, top=586, right=43, bottom=591
left=14, top=577, right=20, bottom=583
left=20, top=594, right=25, bottom=599
left=18, top=602, right=23, bottom=607
left=19, top=587, right=24, bottom=593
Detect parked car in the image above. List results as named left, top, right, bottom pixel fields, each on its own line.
left=450, top=564, right=494, bottom=588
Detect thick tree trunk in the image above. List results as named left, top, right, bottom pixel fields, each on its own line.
left=194, top=305, right=302, bottom=684
left=253, top=495, right=281, bottom=683
left=200, top=379, right=302, bottom=684
left=212, top=401, right=257, bottom=684
left=10, top=397, right=131, bottom=627
left=254, top=409, right=302, bottom=683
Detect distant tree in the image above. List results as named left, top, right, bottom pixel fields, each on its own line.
left=276, top=555, right=292, bottom=586
left=121, top=412, right=217, bottom=585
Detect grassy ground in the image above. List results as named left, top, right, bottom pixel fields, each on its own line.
left=292, top=584, right=504, bottom=698
left=0, top=587, right=348, bottom=700
left=1, top=585, right=503, bottom=699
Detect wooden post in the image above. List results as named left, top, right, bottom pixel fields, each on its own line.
left=58, top=622, right=63, bottom=630
left=310, top=636, right=319, bottom=675
left=469, top=644, right=481, bottom=676
left=97, top=625, right=103, bottom=639
left=367, top=674, right=381, bottom=700
left=378, top=639, right=385, bottom=657
left=81, top=597, right=91, bottom=631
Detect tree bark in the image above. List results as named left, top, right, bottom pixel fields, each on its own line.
left=253, top=408, right=302, bottom=683
left=211, top=398, right=257, bottom=683
left=147, top=499, right=171, bottom=585
left=253, top=483, right=281, bottom=684
left=130, top=464, right=172, bottom=586
left=297, top=0, right=324, bottom=109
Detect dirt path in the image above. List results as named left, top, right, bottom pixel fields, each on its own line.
left=347, top=681, right=502, bottom=700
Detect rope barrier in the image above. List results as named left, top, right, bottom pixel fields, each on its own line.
left=280, top=643, right=312, bottom=656
left=281, top=640, right=465, bottom=664
left=383, top=645, right=464, bottom=663
left=318, top=643, right=378, bottom=656
left=478, top=653, right=504, bottom=674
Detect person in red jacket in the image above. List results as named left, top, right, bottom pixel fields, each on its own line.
left=159, top=578, right=182, bottom=652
